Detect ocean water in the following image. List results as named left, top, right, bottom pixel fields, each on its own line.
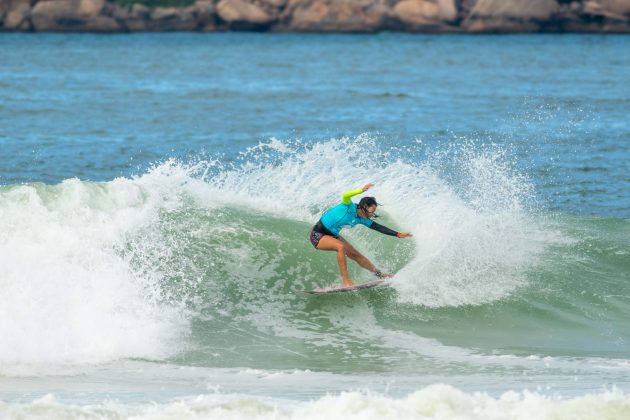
left=0, top=33, right=629, bottom=419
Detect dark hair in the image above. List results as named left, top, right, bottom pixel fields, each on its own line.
left=358, top=197, right=379, bottom=209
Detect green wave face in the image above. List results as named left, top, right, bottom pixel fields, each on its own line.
left=121, top=204, right=418, bottom=372
left=121, top=201, right=630, bottom=373
left=1, top=138, right=628, bottom=375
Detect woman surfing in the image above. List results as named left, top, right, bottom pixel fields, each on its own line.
left=309, top=183, right=412, bottom=287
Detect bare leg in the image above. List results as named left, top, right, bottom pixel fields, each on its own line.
left=315, top=235, right=355, bottom=287
left=339, top=237, right=393, bottom=278
left=337, top=236, right=375, bottom=272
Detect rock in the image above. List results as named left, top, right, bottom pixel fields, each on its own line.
left=31, top=0, right=79, bottom=31
left=363, top=2, right=390, bottom=29
left=147, top=6, right=198, bottom=31
left=283, top=0, right=328, bottom=30
left=1, top=0, right=31, bottom=20
left=217, top=0, right=274, bottom=27
left=151, top=7, right=179, bottom=20
left=4, top=10, right=30, bottom=30
left=562, top=20, right=603, bottom=31
left=438, top=0, right=457, bottom=21
left=261, top=0, right=288, bottom=8
left=393, top=0, right=440, bottom=25
left=465, top=17, right=541, bottom=32
left=461, top=0, right=557, bottom=33
left=583, top=0, right=606, bottom=15
left=282, top=0, right=388, bottom=32
left=110, top=3, right=130, bottom=20
left=31, top=0, right=120, bottom=31
left=3, top=1, right=31, bottom=30
left=121, top=3, right=150, bottom=31
left=194, top=0, right=217, bottom=30
left=6, top=0, right=629, bottom=33
left=569, top=1, right=581, bottom=13
left=194, top=0, right=215, bottom=20
left=468, top=0, right=558, bottom=20
left=124, top=19, right=147, bottom=31
left=583, top=0, right=629, bottom=20
left=80, top=15, right=120, bottom=31
left=602, top=21, right=630, bottom=32
left=78, top=0, right=104, bottom=17
left=597, top=0, right=630, bottom=16
left=130, top=3, right=150, bottom=19
left=1, top=2, right=7, bottom=22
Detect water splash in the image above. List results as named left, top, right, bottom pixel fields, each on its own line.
left=0, top=135, right=561, bottom=372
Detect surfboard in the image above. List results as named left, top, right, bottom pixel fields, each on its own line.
left=303, top=279, right=385, bottom=295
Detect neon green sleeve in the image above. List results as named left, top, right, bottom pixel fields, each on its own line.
left=341, top=188, right=364, bottom=205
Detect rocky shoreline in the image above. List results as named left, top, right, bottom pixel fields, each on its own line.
left=1, top=0, right=630, bottom=33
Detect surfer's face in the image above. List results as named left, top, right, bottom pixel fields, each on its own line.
left=363, top=205, right=377, bottom=218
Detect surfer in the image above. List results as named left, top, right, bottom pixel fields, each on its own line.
left=309, top=184, right=412, bottom=287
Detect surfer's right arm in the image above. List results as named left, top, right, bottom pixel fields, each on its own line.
left=341, top=184, right=373, bottom=205
left=368, top=221, right=413, bottom=238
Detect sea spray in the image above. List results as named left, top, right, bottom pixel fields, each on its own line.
left=0, top=176, right=190, bottom=373
left=0, top=136, right=574, bottom=373
left=384, top=141, right=553, bottom=307
left=203, top=135, right=553, bottom=307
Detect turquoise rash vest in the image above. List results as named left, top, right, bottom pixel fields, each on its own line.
left=318, top=188, right=374, bottom=236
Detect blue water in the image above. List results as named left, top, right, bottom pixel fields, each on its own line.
left=1, top=33, right=629, bottom=419
left=1, top=33, right=629, bottom=216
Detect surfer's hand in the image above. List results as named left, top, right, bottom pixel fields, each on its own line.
left=397, top=232, right=413, bottom=238
left=362, top=183, right=374, bottom=192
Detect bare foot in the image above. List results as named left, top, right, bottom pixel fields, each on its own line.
left=379, top=272, right=394, bottom=278
left=342, top=280, right=356, bottom=287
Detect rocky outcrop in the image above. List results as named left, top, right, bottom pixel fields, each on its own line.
left=391, top=0, right=460, bottom=31
left=1, top=0, right=630, bottom=32
left=277, top=0, right=390, bottom=32
left=145, top=6, right=197, bottom=31
left=29, top=0, right=120, bottom=31
left=215, top=0, right=277, bottom=30
left=2, top=0, right=32, bottom=30
left=462, top=0, right=559, bottom=32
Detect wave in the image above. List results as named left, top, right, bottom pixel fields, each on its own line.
left=3, top=385, right=629, bottom=420
left=1, top=136, right=627, bottom=372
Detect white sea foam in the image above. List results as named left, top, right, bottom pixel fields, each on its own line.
left=0, top=172, right=198, bottom=374
left=2, top=385, right=629, bottom=420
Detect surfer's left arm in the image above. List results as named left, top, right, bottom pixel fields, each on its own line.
left=341, top=183, right=373, bottom=205
left=369, top=221, right=413, bottom=238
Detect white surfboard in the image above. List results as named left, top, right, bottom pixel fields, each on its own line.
left=303, top=279, right=385, bottom=295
